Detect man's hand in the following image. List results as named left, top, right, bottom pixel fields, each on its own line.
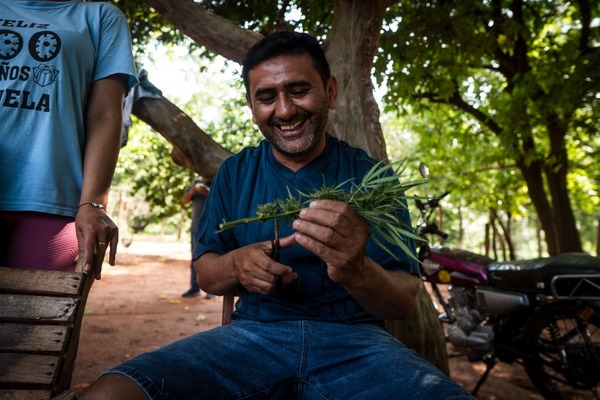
left=291, top=199, right=420, bottom=320
left=292, top=199, right=369, bottom=286
left=233, top=239, right=297, bottom=295
left=75, top=206, right=118, bottom=280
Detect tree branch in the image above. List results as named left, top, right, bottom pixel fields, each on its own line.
left=132, top=96, right=232, bottom=179
left=142, top=0, right=263, bottom=64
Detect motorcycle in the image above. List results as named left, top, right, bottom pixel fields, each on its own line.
left=414, top=182, right=600, bottom=399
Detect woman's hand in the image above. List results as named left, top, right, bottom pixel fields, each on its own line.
left=76, top=205, right=118, bottom=280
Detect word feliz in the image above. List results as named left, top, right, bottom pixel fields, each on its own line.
left=0, top=20, right=50, bottom=29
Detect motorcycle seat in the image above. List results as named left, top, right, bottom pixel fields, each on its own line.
left=487, top=253, right=600, bottom=297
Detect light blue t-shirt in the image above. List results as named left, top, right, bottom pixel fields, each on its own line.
left=0, top=0, right=138, bottom=217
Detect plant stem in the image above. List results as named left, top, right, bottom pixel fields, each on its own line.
left=217, top=209, right=302, bottom=232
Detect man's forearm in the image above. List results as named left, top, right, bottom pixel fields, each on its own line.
left=342, top=258, right=420, bottom=320
left=195, top=252, right=240, bottom=295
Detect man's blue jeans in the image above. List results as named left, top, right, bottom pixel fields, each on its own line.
left=105, top=319, right=473, bottom=399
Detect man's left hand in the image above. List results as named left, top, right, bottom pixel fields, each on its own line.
left=292, top=199, right=369, bottom=286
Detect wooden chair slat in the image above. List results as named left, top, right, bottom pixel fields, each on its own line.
left=0, top=269, right=84, bottom=296
left=0, top=265, right=93, bottom=399
left=0, top=389, right=53, bottom=400
left=0, top=324, right=69, bottom=353
left=0, top=295, right=78, bottom=322
left=221, top=292, right=235, bottom=325
left=50, top=390, right=77, bottom=400
left=0, top=353, right=61, bottom=385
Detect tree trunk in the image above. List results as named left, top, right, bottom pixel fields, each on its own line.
left=544, top=121, right=582, bottom=254
left=536, top=219, right=544, bottom=257
left=327, top=0, right=448, bottom=371
left=455, top=207, right=462, bottom=248
left=386, top=282, right=450, bottom=375
left=324, top=0, right=393, bottom=160
left=515, top=131, right=559, bottom=255
left=596, top=218, right=600, bottom=256
left=484, top=222, right=491, bottom=258
left=517, top=154, right=582, bottom=256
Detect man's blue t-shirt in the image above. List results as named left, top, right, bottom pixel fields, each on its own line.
left=193, top=135, right=418, bottom=324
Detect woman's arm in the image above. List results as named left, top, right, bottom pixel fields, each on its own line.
left=77, top=75, right=127, bottom=279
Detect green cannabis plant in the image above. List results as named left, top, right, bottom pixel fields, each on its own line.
left=218, top=161, right=426, bottom=260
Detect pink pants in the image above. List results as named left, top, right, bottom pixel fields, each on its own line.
left=0, top=211, right=78, bottom=271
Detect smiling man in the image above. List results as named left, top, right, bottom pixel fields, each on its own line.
left=80, top=31, right=473, bottom=400
left=245, top=50, right=332, bottom=169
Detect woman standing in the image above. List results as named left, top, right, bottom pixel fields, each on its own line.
left=0, top=0, right=138, bottom=279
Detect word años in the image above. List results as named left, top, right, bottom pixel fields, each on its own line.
left=1, top=64, right=59, bottom=88
left=0, top=89, right=50, bottom=112
left=0, top=64, right=31, bottom=81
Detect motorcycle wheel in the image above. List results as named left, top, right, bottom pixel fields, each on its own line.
left=521, top=302, right=600, bottom=400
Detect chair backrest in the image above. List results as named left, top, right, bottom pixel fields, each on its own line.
left=0, top=261, right=93, bottom=399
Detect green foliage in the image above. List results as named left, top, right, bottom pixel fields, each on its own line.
left=113, top=121, right=194, bottom=228
left=168, top=53, right=262, bottom=154
left=112, top=0, right=599, bottom=253
left=204, top=96, right=262, bottom=153
left=378, top=0, right=599, bottom=144
left=384, top=104, right=541, bottom=257
left=378, top=0, right=599, bottom=253
left=112, top=0, right=191, bottom=60
left=114, top=0, right=333, bottom=52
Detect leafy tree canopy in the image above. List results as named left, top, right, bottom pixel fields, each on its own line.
left=113, top=0, right=599, bottom=255
left=375, top=0, right=599, bottom=254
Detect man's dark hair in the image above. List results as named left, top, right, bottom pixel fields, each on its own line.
left=242, top=31, right=331, bottom=94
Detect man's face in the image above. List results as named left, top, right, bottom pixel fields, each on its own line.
left=246, top=53, right=337, bottom=169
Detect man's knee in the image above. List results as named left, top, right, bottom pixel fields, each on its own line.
left=78, top=373, right=147, bottom=400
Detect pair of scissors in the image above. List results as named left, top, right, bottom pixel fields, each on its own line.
left=270, top=218, right=281, bottom=295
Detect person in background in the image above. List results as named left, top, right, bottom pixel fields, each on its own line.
left=0, top=0, right=138, bottom=279
left=181, top=177, right=214, bottom=299
left=78, top=31, right=473, bottom=399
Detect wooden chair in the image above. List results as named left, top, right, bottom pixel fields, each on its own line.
left=0, top=260, right=93, bottom=400
left=221, top=292, right=236, bottom=325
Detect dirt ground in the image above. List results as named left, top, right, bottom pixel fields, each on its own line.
left=71, top=235, right=544, bottom=399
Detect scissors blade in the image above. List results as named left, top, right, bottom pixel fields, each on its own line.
left=271, top=218, right=281, bottom=295
left=271, top=218, right=280, bottom=259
